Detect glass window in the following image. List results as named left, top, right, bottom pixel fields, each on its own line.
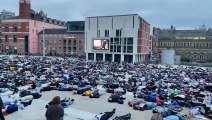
left=127, top=46, right=133, bottom=53
left=114, top=38, right=120, bottom=44
left=124, top=38, right=127, bottom=44
left=105, top=30, right=109, bottom=37
left=114, top=46, right=117, bottom=52
left=13, top=25, right=18, bottom=32
left=110, top=38, right=113, bottom=44
left=5, top=35, right=9, bottom=42
left=68, top=47, right=71, bottom=50
left=5, top=26, right=9, bottom=32
left=127, top=37, right=133, bottom=45
left=110, top=46, right=113, bottom=52
left=64, top=40, right=66, bottom=45
left=73, top=40, right=76, bottom=45
left=123, top=46, right=127, bottom=53
left=13, top=35, right=17, bottom=42
left=116, top=29, right=121, bottom=37
left=73, top=47, right=76, bottom=51
left=117, top=46, right=121, bottom=52
left=68, top=40, right=71, bottom=45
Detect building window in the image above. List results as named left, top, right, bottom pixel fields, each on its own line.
left=5, top=35, right=9, bottom=42
left=116, top=29, right=121, bottom=37
left=127, top=37, right=133, bottom=45
left=110, top=46, right=113, bottom=52
left=5, top=26, right=9, bottom=32
left=117, top=46, right=121, bottom=52
left=127, top=46, right=133, bottom=53
left=64, top=40, right=67, bottom=45
left=73, top=47, right=76, bottom=52
left=97, top=30, right=100, bottom=37
left=105, top=30, right=109, bottom=37
left=73, top=40, right=76, bottom=45
left=110, top=38, right=114, bottom=44
left=13, top=35, right=17, bottom=42
left=79, top=40, right=81, bottom=43
left=68, top=40, right=71, bottom=45
left=13, top=25, right=18, bottom=32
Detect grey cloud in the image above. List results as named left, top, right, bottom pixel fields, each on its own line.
left=0, top=0, right=211, bottom=29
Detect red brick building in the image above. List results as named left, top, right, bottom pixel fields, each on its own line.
left=38, top=21, right=85, bottom=57
left=0, top=0, right=65, bottom=55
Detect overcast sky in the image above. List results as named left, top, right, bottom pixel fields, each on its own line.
left=0, top=0, right=211, bottom=30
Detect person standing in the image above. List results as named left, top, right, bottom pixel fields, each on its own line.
left=45, top=96, right=64, bottom=120
left=0, top=96, right=5, bottom=120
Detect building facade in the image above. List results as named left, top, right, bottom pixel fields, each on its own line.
left=38, top=21, right=85, bottom=57
left=85, top=14, right=151, bottom=63
left=0, top=0, right=65, bottom=55
left=38, top=29, right=85, bottom=57
left=153, top=26, right=212, bottom=63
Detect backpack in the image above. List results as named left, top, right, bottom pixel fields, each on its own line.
left=151, top=113, right=163, bottom=120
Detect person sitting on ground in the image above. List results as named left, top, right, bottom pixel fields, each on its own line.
left=45, top=96, right=64, bottom=120
left=46, top=97, right=74, bottom=108
left=93, top=108, right=116, bottom=120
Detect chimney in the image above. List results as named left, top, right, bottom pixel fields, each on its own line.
left=19, top=0, right=31, bottom=18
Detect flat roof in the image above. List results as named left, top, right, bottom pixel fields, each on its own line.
left=87, top=14, right=139, bottom=18
left=38, top=29, right=84, bottom=35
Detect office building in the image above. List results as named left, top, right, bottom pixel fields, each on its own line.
left=85, top=14, right=152, bottom=63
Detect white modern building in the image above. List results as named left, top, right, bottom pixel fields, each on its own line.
left=85, top=14, right=152, bottom=63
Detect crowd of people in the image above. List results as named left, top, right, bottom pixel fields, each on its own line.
left=0, top=56, right=212, bottom=120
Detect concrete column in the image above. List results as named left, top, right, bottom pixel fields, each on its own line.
left=94, top=53, right=96, bottom=61
left=121, top=54, right=124, bottom=63
left=112, top=54, right=114, bottom=62
left=86, top=53, right=88, bottom=60
left=133, top=54, right=136, bottom=63
left=103, top=53, right=105, bottom=61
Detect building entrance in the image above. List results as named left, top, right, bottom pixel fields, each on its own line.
left=124, top=55, right=133, bottom=63
left=114, top=54, right=121, bottom=63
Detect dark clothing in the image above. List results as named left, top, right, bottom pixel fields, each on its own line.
left=45, top=105, right=64, bottom=120
left=0, top=97, right=5, bottom=120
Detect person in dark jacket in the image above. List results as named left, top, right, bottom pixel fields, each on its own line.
left=46, top=96, right=64, bottom=120
left=0, top=96, right=5, bottom=120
